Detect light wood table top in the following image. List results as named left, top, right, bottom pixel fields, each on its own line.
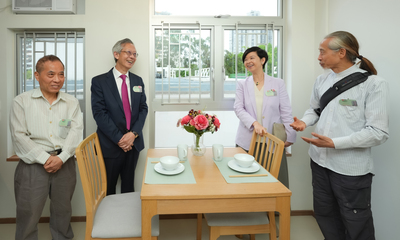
left=141, top=147, right=292, bottom=240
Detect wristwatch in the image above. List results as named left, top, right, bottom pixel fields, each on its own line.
left=132, top=131, right=139, bottom=138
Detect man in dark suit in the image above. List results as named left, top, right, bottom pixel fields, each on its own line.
left=91, top=38, right=148, bottom=195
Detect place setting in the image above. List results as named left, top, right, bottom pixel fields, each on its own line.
left=212, top=144, right=277, bottom=183
left=153, top=156, right=185, bottom=175
left=144, top=144, right=196, bottom=184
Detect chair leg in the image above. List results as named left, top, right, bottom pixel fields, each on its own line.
left=268, top=211, right=277, bottom=240
left=197, top=213, right=203, bottom=240
left=209, top=226, right=220, bottom=240
left=250, top=234, right=256, bottom=240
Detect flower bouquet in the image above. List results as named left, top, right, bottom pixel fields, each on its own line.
left=178, top=109, right=221, bottom=156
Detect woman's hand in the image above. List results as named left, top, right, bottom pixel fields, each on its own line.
left=284, top=141, right=293, bottom=147
left=252, top=121, right=267, bottom=135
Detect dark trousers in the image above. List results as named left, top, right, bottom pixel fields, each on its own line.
left=14, top=158, right=76, bottom=240
left=104, top=148, right=139, bottom=195
left=310, top=159, right=375, bottom=240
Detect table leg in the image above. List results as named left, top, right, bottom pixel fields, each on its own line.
left=277, top=196, right=291, bottom=240
left=142, top=199, right=157, bottom=240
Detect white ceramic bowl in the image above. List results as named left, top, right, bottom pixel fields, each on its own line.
left=160, top=156, right=180, bottom=171
left=234, top=154, right=255, bottom=168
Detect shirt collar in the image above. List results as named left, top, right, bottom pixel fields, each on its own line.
left=334, top=64, right=359, bottom=79
left=113, top=67, right=128, bottom=80
left=31, top=88, right=64, bottom=103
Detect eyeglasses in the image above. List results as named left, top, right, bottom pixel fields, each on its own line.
left=121, top=51, right=139, bottom=58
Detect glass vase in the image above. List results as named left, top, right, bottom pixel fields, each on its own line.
left=191, top=134, right=206, bottom=156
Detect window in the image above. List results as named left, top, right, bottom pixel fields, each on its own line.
left=150, top=0, right=284, bottom=148
left=154, top=26, right=211, bottom=103
left=154, top=0, right=279, bottom=17
left=223, top=27, right=281, bottom=98
left=16, top=31, right=85, bottom=101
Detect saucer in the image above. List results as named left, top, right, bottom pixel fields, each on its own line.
left=228, top=160, right=260, bottom=173
left=154, top=163, right=185, bottom=175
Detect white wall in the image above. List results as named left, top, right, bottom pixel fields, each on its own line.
left=284, top=0, right=322, bottom=211
left=325, top=1, right=400, bottom=239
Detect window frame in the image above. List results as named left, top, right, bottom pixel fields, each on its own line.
left=149, top=0, right=285, bottom=148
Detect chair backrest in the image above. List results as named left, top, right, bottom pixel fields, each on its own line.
left=248, top=130, right=285, bottom=178
left=75, top=132, right=107, bottom=230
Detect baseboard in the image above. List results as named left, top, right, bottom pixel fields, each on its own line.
left=0, top=216, right=86, bottom=224
left=0, top=211, right=314, bottom=224
left=290, top=210, right=315, bottom=217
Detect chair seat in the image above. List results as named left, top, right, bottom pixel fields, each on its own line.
left=92, top=192, right=159, bottom=238
left=204, top=212, right=270, bottom=227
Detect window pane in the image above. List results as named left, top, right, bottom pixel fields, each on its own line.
left=223, top=28, right=280, bottom=98
left=17, top=32, right=85, bottom=100
left=155, top=0, right=278, bottom=16
left=154, top=28, right=211, bottom=102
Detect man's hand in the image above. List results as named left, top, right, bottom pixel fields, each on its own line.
left=118, top=132, right=136, bottom=152
left=290, top=117, right=306, bottom=132
left=301, top=132, right=335, bottom=148
left=44, top=156, right=63, bottom=173
left=252, top=121, right=267, bottom=135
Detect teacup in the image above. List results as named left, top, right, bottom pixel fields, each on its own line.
left=177, top=144, right=188, bottom=161
left=212, top=144, right=224, bottom=161
left=160, top=156, right=180, bottom=171
left=234, top=153, right=255, bottom=168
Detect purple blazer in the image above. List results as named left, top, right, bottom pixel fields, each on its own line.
left=234, top=74, right=296, bottom=150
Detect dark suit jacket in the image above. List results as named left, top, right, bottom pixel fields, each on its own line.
left=91, top=68, right=148, bottom=158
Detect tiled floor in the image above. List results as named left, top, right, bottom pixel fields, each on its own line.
left=0, top=216, right=323, bottom=239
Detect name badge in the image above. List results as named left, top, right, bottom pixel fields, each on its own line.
left=59, top=119, right=72, bottom=127
left=265, top=89, right=277, bottom=97
left=133, top=86, right=142, bottom=92
left=339, top=99, right=357, bottom=106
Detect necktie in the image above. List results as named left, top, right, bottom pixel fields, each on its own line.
left=120, top=75, right=131, bottom=130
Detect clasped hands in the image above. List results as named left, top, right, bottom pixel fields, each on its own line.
left=44, top=156, right=63, bottom=173
left=290, top=117, right=335, bottom=148
left=118, top=131, right=136, bottom=152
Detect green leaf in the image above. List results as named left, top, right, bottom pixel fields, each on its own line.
left=183, top=125, right=196, bottom=133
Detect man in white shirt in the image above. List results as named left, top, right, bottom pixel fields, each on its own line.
left=10, top=55, right=83, bottom=240
left=290, top=31, right=389, bottom=240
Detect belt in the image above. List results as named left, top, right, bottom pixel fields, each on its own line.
left=47, top=149, right=62, bottom=156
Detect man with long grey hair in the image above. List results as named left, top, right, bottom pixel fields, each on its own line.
left=291, top=31, right=389, bottom=240
left=91, top=38, right=148, bottom=195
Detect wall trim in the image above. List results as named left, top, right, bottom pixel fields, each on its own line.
left=0, top=210, right=314, bottom=224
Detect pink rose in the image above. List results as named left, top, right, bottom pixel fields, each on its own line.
left=213, top=117, right=221, bottom=129
left=181, top=115, right=192, bottom=125
left=193, top=115, right=209, bottom=130
left=189, top=119, right=195, bottom=126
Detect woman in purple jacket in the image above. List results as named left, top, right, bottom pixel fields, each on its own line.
left=234, top=46, right=296, bottom=188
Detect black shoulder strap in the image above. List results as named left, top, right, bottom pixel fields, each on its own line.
left=314, top=72, right=371, bottom=116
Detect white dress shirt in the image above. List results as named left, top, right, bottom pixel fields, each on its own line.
left=10, top=88, right=83, bottom=164
left=113, top=67, right=131, bottom=106
left=301, top=65, right=389, bottom=176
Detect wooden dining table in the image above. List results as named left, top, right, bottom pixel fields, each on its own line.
left=141, top=147, right=292, bottom=240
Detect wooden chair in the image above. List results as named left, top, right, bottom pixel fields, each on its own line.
left=75, top=132, right=159, bottom=240
left=197, top=129, right=285, bottom=240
